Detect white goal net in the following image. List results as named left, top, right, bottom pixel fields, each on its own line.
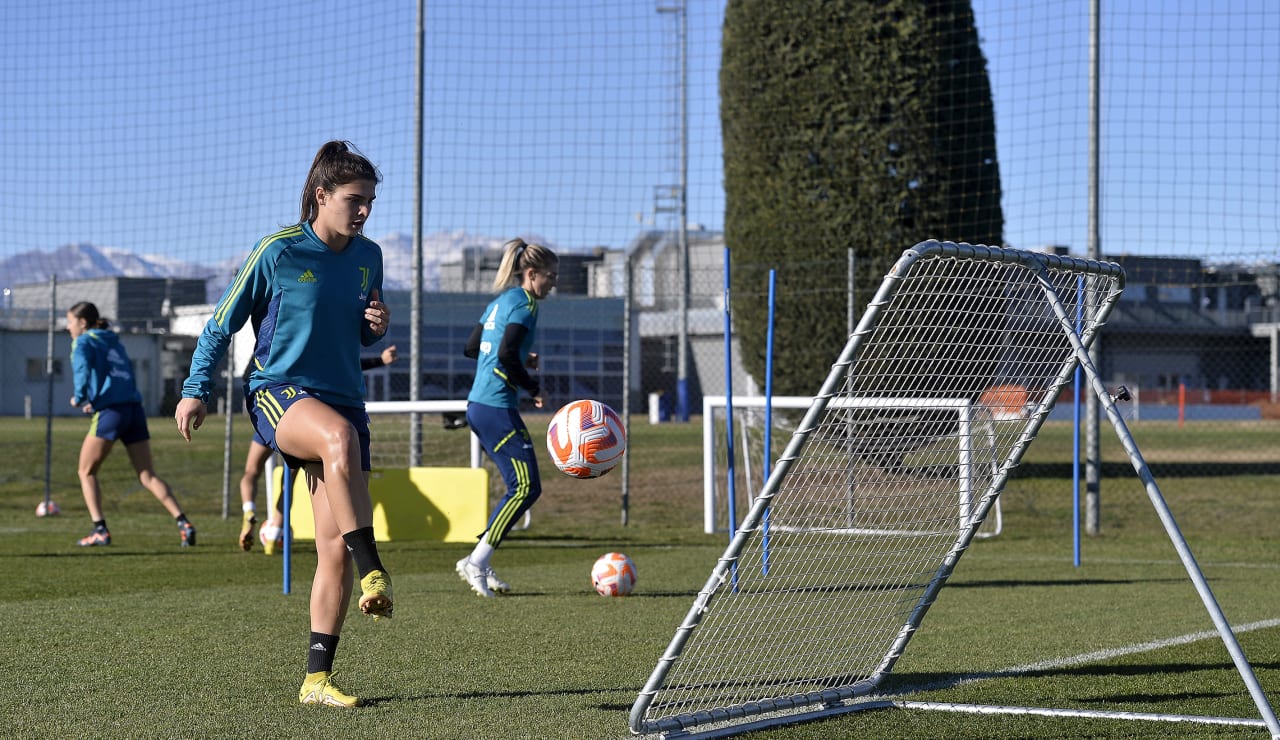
left=630, top=241, right=1279, bottom=738
left=703, top=394, right=1002, bottom=539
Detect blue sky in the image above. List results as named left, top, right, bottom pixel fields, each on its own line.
left=4, top=0, right=1276, bottom=270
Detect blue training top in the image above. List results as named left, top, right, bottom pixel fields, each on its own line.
left=467, top=286, right=539, bottom=409
left=71, top=328, right=143, bottom=409
left=182, top=222, right=384, bottom=408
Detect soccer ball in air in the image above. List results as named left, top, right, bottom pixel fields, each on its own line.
left=591, top=552, right=637, bottom=597
left=35, top=500, right=61, bottom=517
left=546, top=399, right=626, bottom=479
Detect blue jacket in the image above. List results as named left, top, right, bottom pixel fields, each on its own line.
left=71, top=328, right=142, bottom=408
left=467, top=287, right=539, bottom=408
left=183, top=222, right=384, bottom=408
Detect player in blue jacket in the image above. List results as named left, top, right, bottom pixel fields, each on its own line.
left=173, top=140, right=393, bottom=708
left=456, top=237, right=559, bottom=598
left=67, top=301, right=195, bottom=548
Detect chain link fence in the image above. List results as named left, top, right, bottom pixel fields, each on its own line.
left=2, top=1, right=1277, bottom=533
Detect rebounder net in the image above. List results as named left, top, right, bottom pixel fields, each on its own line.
left=631, top=241, right=1126, bottom=735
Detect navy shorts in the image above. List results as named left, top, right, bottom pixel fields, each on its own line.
left=243, top=385, right=269, bottom=447
left=247, top=383, right=371, bottom=472
left=89, top=402, right=150, bottom=445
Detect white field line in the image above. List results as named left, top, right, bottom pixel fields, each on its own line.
left=886, top=618, right=1280, bottom=696
left=963, top=552, right=1280, bottom=570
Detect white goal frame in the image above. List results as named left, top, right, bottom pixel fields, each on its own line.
left=631, top=241, right=1279, bottom=738
left=365, top=400, right=481, bottom=468
left=703, top=394, right=1001, bottom=538
left=360, top=400, right=531, bottom=532
left=265, top=399, right=483, bottom=507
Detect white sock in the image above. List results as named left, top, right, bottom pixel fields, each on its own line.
left=469, top=541, right=495, bottom=570
left=242, top=501, right=256, bottom=514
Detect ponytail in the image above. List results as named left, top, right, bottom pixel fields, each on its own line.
left=68, top=301, right=109, bottom=330
left=492, top=238, right=557, bottom=292
left=298, top=140, right=382, bottom=224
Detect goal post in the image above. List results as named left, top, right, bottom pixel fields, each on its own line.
left=365, top=400, right=481, bottom=469
left=631, top=241, right=1279, bottom=737
left=703, top=394, right=1002, bottom=539
left=363, top=400, right=528, bottom=532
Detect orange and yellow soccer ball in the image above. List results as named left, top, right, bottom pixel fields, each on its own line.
left=591, top=552, right=637, bottom=597
left=546, top=399, right=626, bottom=479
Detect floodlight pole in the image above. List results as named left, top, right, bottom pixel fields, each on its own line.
left=1085, top=0, right=1102, bottom=535
left=658, top=0, right=689, bottom=422
left=409, top=0, right=426, bottom=467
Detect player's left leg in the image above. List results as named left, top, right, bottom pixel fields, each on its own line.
left=307, top=468, right=357, bottom=632
left=120, top=404, right=195, bottom=546
left=458, top=406, right=540, bottom=596
left=124, top=440, right=195, bottom=546
left=298, top=468, right=363, bottom=708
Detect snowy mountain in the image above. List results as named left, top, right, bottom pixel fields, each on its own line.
left=0, top=231, right=519, bottom=303
left=0, top=242, right=215, bottom=289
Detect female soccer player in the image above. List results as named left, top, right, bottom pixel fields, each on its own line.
left=240, top=345, right=399, bottom=554
left=456, top=237, right=558, bottom=598
left=174, top=140, right=393, bottom=708
left=67, top=301, right=195, bottom=548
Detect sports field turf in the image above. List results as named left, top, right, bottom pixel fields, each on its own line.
left=2, top=415, right=1277, bottom=738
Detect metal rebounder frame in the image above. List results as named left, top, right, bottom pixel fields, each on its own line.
left=629, top=241, right=1280, bottom=738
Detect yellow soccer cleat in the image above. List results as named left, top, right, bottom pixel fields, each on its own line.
left=259, top=521, right=284, bottom=556
left=299, top=671, right=361, bottom=708
left=239, top=512, right=257, bottom=552
left=358, top=569, right=393, bottom=620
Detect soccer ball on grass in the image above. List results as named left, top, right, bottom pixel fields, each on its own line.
left=35, top=500, right=61, bottom=517
left=591, top=552, right=637, bottom=597
left=546, top=399, right=626, bottom=479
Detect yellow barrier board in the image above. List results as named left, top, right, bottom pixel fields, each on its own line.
left=269, top=466, right=489, bottom=543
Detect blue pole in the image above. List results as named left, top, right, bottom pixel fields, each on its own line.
left=1072, top=276, right=1083, bottom=567
left=282, top=464, right=293, bottom=594
left=762, top=270, right=776, bottom=575
left=723, top=247, right=738, bottom=590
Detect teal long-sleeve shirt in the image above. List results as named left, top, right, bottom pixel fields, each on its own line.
left=467, top=286, right=539, bottom=409
left=182, top=222, right=384, bottom=408
left=71, top=328, right=142, bottom=409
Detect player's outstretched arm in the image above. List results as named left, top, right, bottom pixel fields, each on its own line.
left=174, top=397, right=207, bottom=442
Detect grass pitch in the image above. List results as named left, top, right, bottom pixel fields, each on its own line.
left=1, top=415, right=1278, bottom=738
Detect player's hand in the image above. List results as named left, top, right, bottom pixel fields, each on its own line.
left=174, top=397, right=207, bottom=442
left=80, top=403, right=94, bottom=415
left=365, top=289, right=390, bottom=336
left=526, top=352, right=539, bottom=370
left=532, top=394, right=544, bottom=410
left=381, top=344, right=398, bottom=365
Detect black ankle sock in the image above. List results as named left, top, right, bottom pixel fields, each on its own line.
left=307, top=631, right=340, bottom=674
left=341, top=527, right=385, bottom=578
left=93, top=520, right=108, bottom=532
left=175, top=513, right=189, bottom=525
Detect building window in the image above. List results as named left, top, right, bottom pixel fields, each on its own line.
left=26, top=358, right=62, bottom=380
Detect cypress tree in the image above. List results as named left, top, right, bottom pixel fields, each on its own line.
left=721, top=0, right=1003, bottom=396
